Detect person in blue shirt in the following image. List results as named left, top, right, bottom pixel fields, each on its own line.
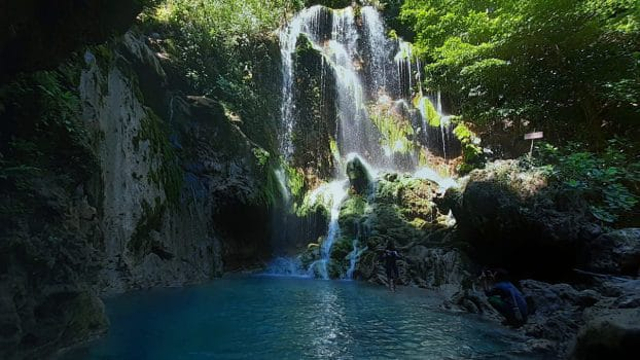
left=482, top=269, right=528, bottom=327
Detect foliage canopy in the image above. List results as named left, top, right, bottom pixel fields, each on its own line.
left=401, top=0, right=640, bottom=146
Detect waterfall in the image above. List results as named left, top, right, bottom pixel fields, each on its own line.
left=307, top=180, right=349, bottom=279
left=279, top=4, right=459, bottom=172
left=435, top=92, right=451, bottom=160
left=276, top=4, right=461, bottom=278
left=279, top=5, right=326, bottom=158
left=394, top=41, right=414, bottom=98
left=345, top=223, right=369, bottom=280
left=362, top=6, right=389, bottom=96
left=274, top=166, right=291, bottom=204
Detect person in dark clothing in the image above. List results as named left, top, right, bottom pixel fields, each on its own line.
left=482, top=269, right=528, bottom=327
left=379, top=241, right=401, bottom=292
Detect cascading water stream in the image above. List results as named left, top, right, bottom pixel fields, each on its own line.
left=279, top=6, right=325, bottom=157
left=436, top=92, right=451, bottom=160
left=307, top=180, right=349, bottom=279
left=361, top=6, right=389, bottom=96
left=394, top=41, right=414, bottom=98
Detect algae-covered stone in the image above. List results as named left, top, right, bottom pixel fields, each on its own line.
left=346, top=155, right=372, bottom=194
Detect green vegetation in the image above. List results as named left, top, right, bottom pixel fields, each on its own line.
left=535, top=139, right=640, bottom=224
left=285, top=163, right=306, bottom=201
left=413, top=95, right=441, bottom=127
left=401, top=0, right=640, bottom=145
left=369, top=107, right=415, bottom=156
left=452, top=123, right=483, bottom=174
left=400, top=0, right=640, bottom=223
left=0, top=70, right=98, bottom=204
left=137, top=110, right=184, bottom=207
left=141, top=0, right=298, bottom=152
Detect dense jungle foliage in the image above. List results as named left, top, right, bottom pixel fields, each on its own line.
left=400, top=0, right=640, bottom=145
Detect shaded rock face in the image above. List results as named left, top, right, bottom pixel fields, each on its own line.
left=82, top=31, right=281, bottom=289
left=449, top=160, right=602, bottom=280
left=444, top=277, right=640, bottom=358
left=79, top=34, right=222, bottom=293
left=519, top=280, right=601, bottom=351
left=0, top=192, right=108, bottom=359
left=0, top=28, right=281, bottom=358
left=583, top=228, right=640, bottom=276
left=571, top=308, right=640, bottom=360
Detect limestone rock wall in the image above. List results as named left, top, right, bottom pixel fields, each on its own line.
left=0, top=28, right=279, bottom=359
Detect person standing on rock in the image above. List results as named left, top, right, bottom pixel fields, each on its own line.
left=379, top=241, right=402, bottom=292
left=483, top=269, right=528, bottom=327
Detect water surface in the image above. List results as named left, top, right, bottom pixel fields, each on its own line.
left=63, top=276, right=540, bottom=359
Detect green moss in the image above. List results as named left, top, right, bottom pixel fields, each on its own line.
left=453, top=123, right=485, bottom=174
left=92, top=43, right=115, bottom=72
left=285, top=163, right=306, bottom=201
left=338, top=194, right=368, bottom=239
left=128, top=199, right=166, bottom=259
left=369, top=106, right=415, bottom=156
left=252, top=147, right=270, bottom=166
left=262, top=163, right=281, bottom=207
left=329, top=236, right=353, bottom=270
left=295, top=191, right=329, bottom=219
left=138, top=110, right=183, bottom=207
left=414, top=95, right=441, bottom=127
left=329, top=138, right=340, bottom=163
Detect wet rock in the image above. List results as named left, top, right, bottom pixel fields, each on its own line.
left=443, top=289, right=503, bottom=322
left=291, top=33, right=337, bottom=181
left=404, top=246, right=470, bottom=289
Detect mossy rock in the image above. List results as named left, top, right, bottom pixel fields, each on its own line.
left=346, top=156, right=372, bottom=195
left=331, top=235, right=352, bottom=256
left=338, top=195, right=367, bottom=238
left=291, top=33, right=337, bottom=181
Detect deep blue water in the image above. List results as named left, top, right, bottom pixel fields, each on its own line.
left=62, top=276, right=541, bottom=359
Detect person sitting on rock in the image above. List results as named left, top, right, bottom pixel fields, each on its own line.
left=482, top=269, right=528, bottom=327
left=379, top=241, right=402, bottom=292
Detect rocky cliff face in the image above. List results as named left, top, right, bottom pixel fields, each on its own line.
left=0, top=27, right=281, bottom=359
left=79, top=32, right=223, bottom=293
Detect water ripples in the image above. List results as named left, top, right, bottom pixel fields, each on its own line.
left=62, top=277, right=544, bottom=360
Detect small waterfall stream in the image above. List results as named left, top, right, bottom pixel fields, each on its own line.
left=279, top=6, right=325, bottom=158
left=307, top=180, right=348, bottom=279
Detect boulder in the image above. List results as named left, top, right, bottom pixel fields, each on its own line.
left=584, top=228, right=640, bottom=276
left=450, top=160, right=602, bottom=279
left=570, top=308, right=640, bottom=360
left=346, top=155, right=372, bottom=194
